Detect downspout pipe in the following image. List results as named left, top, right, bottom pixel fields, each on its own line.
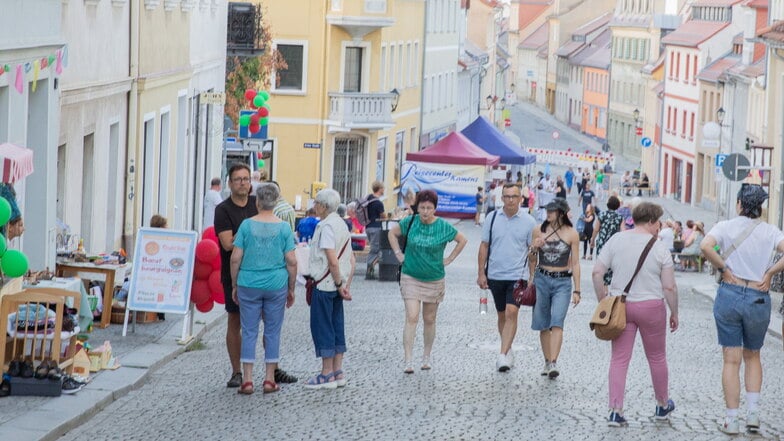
left=123, top=0, right=140, bottom=255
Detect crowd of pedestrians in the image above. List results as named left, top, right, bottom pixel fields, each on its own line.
left=208, top=163, right=782, bottom=434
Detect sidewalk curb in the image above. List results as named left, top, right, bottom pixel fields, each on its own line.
left=33, top=311, right=228, bottom=441
left=691, top=284, right=783, bottom=341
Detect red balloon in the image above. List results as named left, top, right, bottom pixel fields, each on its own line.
left=194, top=262, right=213, bottom=280
left=191, top=279, right=211, bottom=304
left=258, top=107, right=270, bottom=117
left=257, top=152, right=263, bottom=159
left=201, top=226, right=218, bottom=244
left=244, top=89, right=257, bottom=101
left=212, top=290, right=225, bottom=305
left=250, top=114, right=260, bottom=125
left=249, top=122, right=260, bottom=134
left=208, top=271, right=223, bottom=294
left=196, top=299, right=214, bottom=313
left=195, top=240, right=219, bottom=263
left=211, top=254, right=222, bottom=271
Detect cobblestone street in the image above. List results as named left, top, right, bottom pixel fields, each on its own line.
left=57, top=215, right=784, bottom=441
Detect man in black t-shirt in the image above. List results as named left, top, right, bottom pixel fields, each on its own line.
left=214, top=163, right=297, bottom=387
left=365, top=181, right=386, bottom=279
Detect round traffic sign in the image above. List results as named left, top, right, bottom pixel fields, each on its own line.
left=640, top=137, right=652, bottom=148
left=552, top=130, right=560, bottom=140
left=721, top=153, right=750, bottom=182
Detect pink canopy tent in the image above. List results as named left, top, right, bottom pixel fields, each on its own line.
left=406, top=132, right=500, bottom=166
left=0, top=143, right=34, bottom=183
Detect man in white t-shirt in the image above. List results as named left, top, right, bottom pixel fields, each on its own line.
left=701, top=184, right=784, bottom=435
left=203, top=177, right=224, bottom=228
left=536, top=174, right=555, bottom=221
left=658, top=220, right=675, bottom=251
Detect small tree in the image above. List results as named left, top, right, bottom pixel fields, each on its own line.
left=224, top=6, right=286, bottom=124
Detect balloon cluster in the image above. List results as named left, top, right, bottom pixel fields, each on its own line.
left=0, top=197, right=27, bottom=278
left=190, top=227, right=224, bottom=313
left=239, top=89, right=271, bottom=136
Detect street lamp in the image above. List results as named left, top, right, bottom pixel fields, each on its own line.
left=633, top=108, right=640, bottom=124
left=499, top=97, right=506, bottom=110
left=486, top=94, right=494, bottom=109
left=716, top=107, right=725, bottom=125
left=390, top=88, right=400, bottom=112
left=510, top=83, right=516, bottom=93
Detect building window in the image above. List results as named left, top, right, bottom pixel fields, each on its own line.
left=343, top=47, right=363, bottom=92
left=406, top=42, right=413, bottom=87
left=376, top=137, right=387, bottom=182
left=413, top=41, right=420, bottom=85
left=274, top=42, right=307, bottom=92
left=394, top=131, right=404, bottom=188
left=380, top=44, right=387, bottom=91
left=389, top=44, right=396, bottom=90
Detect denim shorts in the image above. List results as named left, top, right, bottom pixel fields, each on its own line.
left=713, top=282, right=771, bottom=350
left=531, top=273, right=572, bottom=330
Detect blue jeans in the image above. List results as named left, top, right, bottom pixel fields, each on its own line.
left=531, top=274, right=572, bottom=330
left=310, top=287, right=347, bottom=358
left=237, top=285, right=287, bottom=364
left=713, top=282, right=771, bottom=350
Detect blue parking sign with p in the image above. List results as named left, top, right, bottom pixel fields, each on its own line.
left=715, top=154, right=728, bottom=168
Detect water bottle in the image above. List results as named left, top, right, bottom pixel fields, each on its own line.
left=480, top=293, right=488, bottom=314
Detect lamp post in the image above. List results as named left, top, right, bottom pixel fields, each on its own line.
left=390, top=88, right=400, bottom=112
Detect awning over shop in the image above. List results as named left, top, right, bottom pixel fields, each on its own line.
left=461, top=116, right=537, bottom=165
left=0, top=143, right=34, bottom=184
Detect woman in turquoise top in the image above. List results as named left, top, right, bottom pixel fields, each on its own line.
left=230, top=183, right=297, bottom=395
left=388, top=190, right=468, bottom=373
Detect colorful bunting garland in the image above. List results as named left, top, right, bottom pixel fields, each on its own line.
left=0, top=46, right=68, bottom=95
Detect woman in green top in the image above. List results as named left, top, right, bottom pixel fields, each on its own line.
left=388, top=190, right=468, bottom=374
left=595, top=169, right=605, bottom=201
left=230, top=183, right=297, bottom=395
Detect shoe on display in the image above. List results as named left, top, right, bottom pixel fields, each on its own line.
left=746, top=411, right=760, bottom=433
left=496, top=354, right=510, bottom=372
left=654, top=399, right=676, bottom=421
left=61, top=377, right=84, bottom=395
left=718, top=417, right=740, bottom=435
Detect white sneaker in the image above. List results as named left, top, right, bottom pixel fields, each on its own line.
left=541, top=362, right=550, bottom=376
left=746, top=411, right=760, bottom=433
left=718, top=417, right=740, bottom=435
left=496, top=353, right=510, bottom=372
left=506, top=351, right=515, bottom=368
left=548, top=362, right=560, bottom=379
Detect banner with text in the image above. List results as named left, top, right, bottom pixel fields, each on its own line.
left=400, top=161, right=486, bottom=216
left=127, top=228, right=198, bottom=314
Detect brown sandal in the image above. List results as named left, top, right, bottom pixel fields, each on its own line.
left=262, top=380, right=280, bottom=394
left=238, top=381, right=254, bottom=395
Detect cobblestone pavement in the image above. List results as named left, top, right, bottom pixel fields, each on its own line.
left=57, top=215, right=784, bottom=441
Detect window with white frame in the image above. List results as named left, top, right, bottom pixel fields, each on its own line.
left=376, top=137, right=387, bottom=182
left=406, top=42, right=413, bottom=87
left=397, top=42, right=404, bottom=88
left=273, top=41, right=308, bottom=93
left=364, top=0, right=386, bottom=13
left=389, top=45, right=396, bottom=90
left=413, top=41, right=420, bottom=85
left=380, top=44, right=387, bottom=90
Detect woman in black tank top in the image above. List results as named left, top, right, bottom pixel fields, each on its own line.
left=529, top=197, right=582, bottom=380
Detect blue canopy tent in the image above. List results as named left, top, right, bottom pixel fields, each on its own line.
left=461, top=116, right=537, bottom=165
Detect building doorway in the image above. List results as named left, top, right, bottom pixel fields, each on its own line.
left=333, top=135, right=366, bottom=202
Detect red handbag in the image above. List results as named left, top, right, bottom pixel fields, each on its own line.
left=513, top=278, right=536, bottom=307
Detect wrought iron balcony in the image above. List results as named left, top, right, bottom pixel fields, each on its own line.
left=328, top=92, right=396, bottom=130
left=227, top=2, right=264, bottom=57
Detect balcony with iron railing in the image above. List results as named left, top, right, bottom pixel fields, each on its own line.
left=227, top=2, right=264, bottom=57
left=328, top=92, right=396, bottom=129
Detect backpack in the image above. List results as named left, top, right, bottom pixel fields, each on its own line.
left=354, top=195, right=374, bottom=226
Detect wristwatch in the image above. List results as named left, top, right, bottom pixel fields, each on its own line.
left=717, top=267, right=726, bottom=274
left=335, top=279, right=344, bottom=288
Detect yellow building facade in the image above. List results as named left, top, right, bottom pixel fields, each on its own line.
left=264, top=0, right=424, bottom=211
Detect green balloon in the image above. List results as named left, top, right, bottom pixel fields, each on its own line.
left=239, top=115, right=250, bottom=127
left=0, top=233, right=6, bottom=257
left=253, top=95, right=266, bottom=108
left=0, top=197, right=11, bottom=226
left=259, top=91, right=270, bottom=101
left=260, top=117, right=269, bottom=126
left=1, top=249, right=28, bottom=278
left=257, top=159, right=263, bottom=168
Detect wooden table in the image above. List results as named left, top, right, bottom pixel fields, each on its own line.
left=55, top=262, right=129, bottom=328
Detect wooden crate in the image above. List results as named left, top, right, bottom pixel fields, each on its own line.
left=110, top=308, right=158, bottom=325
